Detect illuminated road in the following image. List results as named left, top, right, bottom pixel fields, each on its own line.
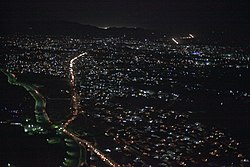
left=1, top=53, right=120, bottom=167
left=63, top=129, right=119, bottom=167
left=172, top=38, right=179, bottom=44
left=63, top=53, right=120, bottom=166
left=64, top=53, right=87, bottom=128
left=1, top=70, right=52, bottom=125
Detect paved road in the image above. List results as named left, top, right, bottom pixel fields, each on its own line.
left=1, top=70, right=52, bottom=125
left=65, top=53, right=120, bottom=166
left=1, top=55, right=120, bottom=167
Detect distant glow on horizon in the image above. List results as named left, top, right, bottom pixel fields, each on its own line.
left=100, top=27, right=110, bottom=30
left=180, top=34, right=195, bottom=40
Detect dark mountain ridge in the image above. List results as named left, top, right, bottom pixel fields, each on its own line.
left=0, top=20, right=249, bottom=46
left=0, top=20, right=159, bottom=39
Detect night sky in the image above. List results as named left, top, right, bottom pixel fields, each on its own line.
left=0, top=0, right=250, bottom=32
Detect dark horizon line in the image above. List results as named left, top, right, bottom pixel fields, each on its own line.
left=1, top=19, right=250, bottom=41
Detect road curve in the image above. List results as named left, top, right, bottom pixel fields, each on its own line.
left=64, top=53, right=120, bottom=167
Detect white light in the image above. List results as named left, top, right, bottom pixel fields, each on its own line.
left=172, top=38, right=179, bottom=44
left=189, top=34, right=194, bottom=38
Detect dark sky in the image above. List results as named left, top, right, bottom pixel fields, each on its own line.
left=1, top=0, right=250, bottom=32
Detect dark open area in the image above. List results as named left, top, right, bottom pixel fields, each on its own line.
left=0, top=125, right=65, bottom=167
